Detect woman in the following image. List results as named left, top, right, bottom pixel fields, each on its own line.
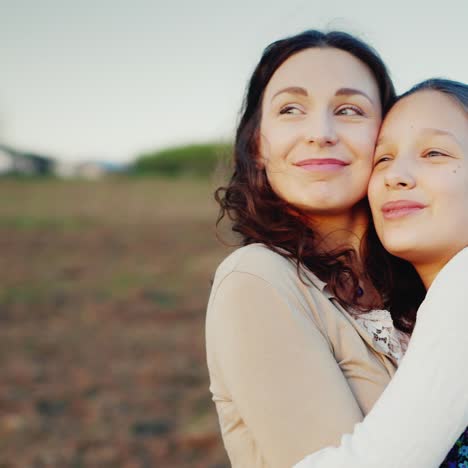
left=295, top=79, right=468, bottom=467
left=206, top=29, right=399, bottom=467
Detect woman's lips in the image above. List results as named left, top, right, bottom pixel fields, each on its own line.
left=381, top=200, right=427, bottom=220
left=294, top=158, right=349, bottom=172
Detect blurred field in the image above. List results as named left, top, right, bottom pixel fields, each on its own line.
left=0, top=178, right=233, bottom=467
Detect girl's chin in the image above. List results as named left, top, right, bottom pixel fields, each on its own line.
left=380, top=237, right=422, bottom=261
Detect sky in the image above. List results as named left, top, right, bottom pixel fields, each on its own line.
left=1, top=0, right=467, bottom=163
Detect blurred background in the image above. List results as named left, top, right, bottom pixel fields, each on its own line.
left=0, top=1, right=466, bottom=467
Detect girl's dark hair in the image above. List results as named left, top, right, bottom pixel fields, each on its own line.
left=366, top=78, right=468, bottom=333
left=399, top=77, right=468, bottom=111
left=215, top=30, right=396, bottom=311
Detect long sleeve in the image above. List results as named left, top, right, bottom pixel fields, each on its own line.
left=294, top=247, right=468, bottom=468
left=207, top=271, right=364, bottom=468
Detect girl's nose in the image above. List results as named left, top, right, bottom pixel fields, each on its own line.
left=384, top=159, right=416, bottom=190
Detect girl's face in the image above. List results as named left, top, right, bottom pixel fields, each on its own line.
left=368, top=90, right=468, bottom=268
left=259, top=47, right=382, bottom=214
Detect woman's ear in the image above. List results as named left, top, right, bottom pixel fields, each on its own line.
left=255, top=155, right=266, bottom=170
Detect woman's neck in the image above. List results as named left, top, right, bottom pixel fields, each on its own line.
left=306, top=205, right=383, bottom=309
left=307, top=204, right=369, bottom=256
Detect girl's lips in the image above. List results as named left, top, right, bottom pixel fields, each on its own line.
left=294, top=158, right=349, bottom=172
left=381, top=200, right=427, bottom=219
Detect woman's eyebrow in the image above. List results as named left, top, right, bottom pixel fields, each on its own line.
left=335, top=87, right=374, bottom=104
left=270, top=86, right=374, bottom=105
left=271, top=86, right=308, bottom=101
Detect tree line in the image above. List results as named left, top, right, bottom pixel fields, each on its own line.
left=132, top=142, right=233, bottom=178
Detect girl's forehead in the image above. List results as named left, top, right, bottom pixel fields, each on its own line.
left=379, top=90, right=468, bottom=142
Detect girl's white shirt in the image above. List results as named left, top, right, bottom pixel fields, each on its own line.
left=294, top=247, right=468, bottom=468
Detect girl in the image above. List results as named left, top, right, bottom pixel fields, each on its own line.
left=295, top=79, right=468, bottom=467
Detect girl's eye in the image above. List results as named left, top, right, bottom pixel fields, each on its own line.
left=373, top=155, right=392, bottom=166
left=279, top=105, right=303, bottom=115
left=424, top=150, right=448, bottom=158
left=336, top=105, right=364, bottom=116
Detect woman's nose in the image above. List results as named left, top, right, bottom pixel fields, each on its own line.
left=308, top=134, right=338, bottom=147
left=306, top=114, right=338, bottom=147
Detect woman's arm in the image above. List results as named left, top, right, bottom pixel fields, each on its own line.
left=207, top=271, right=365, bottom=468
left=294, top=247, right=468, bottom=468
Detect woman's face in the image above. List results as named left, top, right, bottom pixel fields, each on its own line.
left=259, top=47, right=382, bottom=214
left=368, top=90, right=468, bottom=267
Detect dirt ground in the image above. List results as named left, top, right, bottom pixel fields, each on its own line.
left=0, top=177, right=233, bottom=467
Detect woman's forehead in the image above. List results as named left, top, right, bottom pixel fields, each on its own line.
left=264, top=47, right=379, bottom=100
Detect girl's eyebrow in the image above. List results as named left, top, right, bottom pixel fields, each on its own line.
left=376, top=128, right=462, bottom=149
left=375, top=135, right=388, bottom=147
left=421, top=127, right=460, bottom=143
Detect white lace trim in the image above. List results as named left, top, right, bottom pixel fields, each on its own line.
left=351, top=309, right=410, bottom=364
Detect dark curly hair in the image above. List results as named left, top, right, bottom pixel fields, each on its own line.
left=215, top=30, right=396, bottom=312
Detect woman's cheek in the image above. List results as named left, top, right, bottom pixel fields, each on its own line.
left=344, top=124, right=379, bottom=163
left=367, top=173, right=382, bottom=215
left=364, top=125, right=381, bottom=158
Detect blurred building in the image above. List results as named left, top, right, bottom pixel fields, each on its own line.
left=73, top=161, right=128, bottom=180
left=0, top=144, right=128, bottom=179
left=0, top=144, right=54, bottom=176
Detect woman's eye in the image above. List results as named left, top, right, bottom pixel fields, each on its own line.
left=279, top=105, right=303, bottom=115
left=336, top=105, right=364, bottom=116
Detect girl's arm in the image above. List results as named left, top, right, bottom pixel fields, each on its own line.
left=294, top=247, right=468, bottom=468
